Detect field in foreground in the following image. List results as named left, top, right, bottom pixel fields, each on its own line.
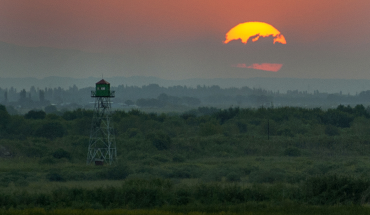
left=2, top=205, right=370, bottom=215
left=2, top=105, right=370, bottom=212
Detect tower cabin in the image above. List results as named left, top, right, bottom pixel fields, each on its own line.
left=91, top=79, right=115, bottom=97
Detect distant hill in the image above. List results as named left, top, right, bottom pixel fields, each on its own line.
left=1, top=76, right=370, bottom=95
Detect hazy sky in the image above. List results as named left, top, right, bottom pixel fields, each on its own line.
left=0, top=0, right=370, bottom=79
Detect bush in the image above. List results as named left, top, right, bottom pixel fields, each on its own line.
left=199, top=122, right=222, bottom=136
left=152, top=155, right=169, bottom=162
left=146, top=132, right=172, bottom=150
left=38, top=157, right=57, bottom=165
left=284, top=147, right=301, bottom=156
left=325, top=125, right=340, bottom=136
left=249, top=169, right=287, bottom=183
left=102, top=164, right=131, bottom=180
left=46, top=172, right=65, bottom=182
left=52, top=148, right=71, bottom=159
left=172, top=155, right=185, bottom=163
left=24, top=110, right=46, bottom=119
left=226, top=172, right=241, bottom=182
left=24, top=146, right=46, bottom=158
left=167, top=165, right=201, bottom=179
left=34, top=121, right=65, bottom=139
left=303, top=175, right=370, bottom=205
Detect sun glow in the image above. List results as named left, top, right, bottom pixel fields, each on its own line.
left=224, top=22, right=286, bottom=44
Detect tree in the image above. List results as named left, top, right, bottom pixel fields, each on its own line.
left=146, top=131, right=172, bottom=150
left=4, top=91, right=7, bottom=103
left=0, top=105, right=10, bottom=130
left=19, top=89, right=26, bottom=102
left=39, top=90, right=45, bottom=102
left=124, top=100, right=135, bottom=106
left=24, top=110, right=46, bottom=120
left=44, top=105, right=57, bottom=114
left=34, top=121, right=65, bottom=139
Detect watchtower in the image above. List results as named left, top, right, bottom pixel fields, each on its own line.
left=87, top=79, right=117, bottom=165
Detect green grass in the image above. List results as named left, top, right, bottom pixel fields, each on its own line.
left=1, top=205, right=370, bottom=215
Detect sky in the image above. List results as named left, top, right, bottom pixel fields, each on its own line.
left=0, top=0, right=370, bottom=80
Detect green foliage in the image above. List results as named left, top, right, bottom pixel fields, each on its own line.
left=199, top=122, right=222, bottom=136
left=284, top=147, right=301, bottom=156
left=249, top=168, right=287, bottom=183
left=101, top=164, right=131, bottom=180
left=38, top=156, right=57, bottom=165
left=46, top=171, right=66, bottom=182
left=325, top=124, right=340, bottom=136
left=214, top=107, right=240, bottom=124
left=0, top=171, right=29, bottom=187
left=152, top=154, right=169, bottom=162
left=226, top=172, right=241, bottom=182
left=277, top=128, right=295, bottom=137
left=172, top=155, right=185, bottom=162
left=24, top=110, right=46, bottom=119
left=52, top=148, right=71, bottom=159
left=146, top=132, right=172, bottom=150
left=0, top=105, right=10, bottom=130
left=4, top=105, right=370, bottom=210
left=322, top=109, right=354, bottom=128
left=126, top=128, right=141, bottom=138
left=34, top=121, right=65, bottom=139
left=303, top=175, right=370, bottom=205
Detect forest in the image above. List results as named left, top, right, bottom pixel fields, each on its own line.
left=1, top=104, right=370, bottom=214
left=3, top=83, right=370, bottom=114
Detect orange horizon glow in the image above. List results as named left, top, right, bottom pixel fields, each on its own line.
left=224, top=22, right=287, bottom=44
left=233, top=63, right=283, bottom=72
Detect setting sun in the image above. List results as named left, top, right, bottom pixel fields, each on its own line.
left=224, top=22, right=286, bottom=44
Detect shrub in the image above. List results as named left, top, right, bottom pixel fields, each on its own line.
left=303, top=175, right=370, bottom=205
left=102, top=164, right=131, bottom=180
left=152, top=155, right=169, bottom=162
left=46, top=172, right=65, bottom=182
left=24, top=146, right=46, bottom=158
left=167, top=165, right=201, bottom=179
left=24, top=110, right=46, bottom=119
left=249, top=169, right=286, bottom=183
left=126, top=128, right=140, bottom=138
left=34, top=121, right=65, bottom=139
left=52, top=148, right=71, bottom=159
left=284, top=147, right=301, bottom=156
left=325, top=124, right=340, bottom=136
left=226, top=172, right=241, bottom=182
left=172, top=155, right=185, bottom=163
left=277, top=128, right=295, bottom=137
left=236, top=121, right=248, bottom=133
left=38, top=157, right=57, bottom=165
left=146, top=132, right=172, bottom=150
left=199, top=122, right=222, bottom=136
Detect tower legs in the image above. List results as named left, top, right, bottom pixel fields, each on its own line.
left=87, top=97, right=116, bottom=165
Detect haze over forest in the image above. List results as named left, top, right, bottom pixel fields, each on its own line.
left=1, top=41, right=370, bottom=96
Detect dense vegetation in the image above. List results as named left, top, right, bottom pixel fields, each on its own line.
left=4, top=83, right=370, bottom=113
left=1, top=104, right=370, bottom=213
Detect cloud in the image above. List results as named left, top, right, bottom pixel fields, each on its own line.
left=232, top=63, right=283, bottom=72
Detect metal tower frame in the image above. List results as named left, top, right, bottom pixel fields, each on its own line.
left=87, top=91, right=116, bottom=165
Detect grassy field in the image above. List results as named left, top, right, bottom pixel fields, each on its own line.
left=2, top=205, right=370, bottom=215
left=2, top=105, right=370, bottom=213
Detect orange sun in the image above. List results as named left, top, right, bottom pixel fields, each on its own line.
left=224, top=22, right=286, bottom=44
